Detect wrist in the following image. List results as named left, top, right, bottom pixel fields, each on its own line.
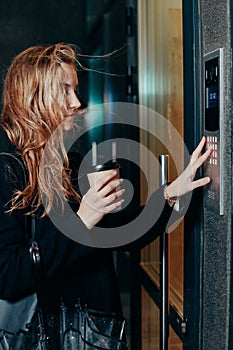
left=163, top=184, right=179, bottom=207
left=77, top=210, right=93, bottom=230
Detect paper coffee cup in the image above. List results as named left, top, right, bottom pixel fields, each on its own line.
left=87, top=161, right=121, bottom=210
left=87, top=161, right=120, bottom=188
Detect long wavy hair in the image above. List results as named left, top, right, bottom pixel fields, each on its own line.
left=1, top=43, right=83, bottom=215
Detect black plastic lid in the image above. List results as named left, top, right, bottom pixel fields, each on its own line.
left=93, top=160, right=120, bottom=172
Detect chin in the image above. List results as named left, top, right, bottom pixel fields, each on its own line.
left=63, top=117, right=74, bottom=131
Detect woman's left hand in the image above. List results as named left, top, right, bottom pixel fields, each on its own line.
left=165, top=136, right=212, bottom=199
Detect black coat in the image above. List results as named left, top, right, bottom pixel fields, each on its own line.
left=0, top=128, right=176, bottom=316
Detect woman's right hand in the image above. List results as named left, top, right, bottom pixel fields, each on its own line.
left=77, top=170, right=125, bottom=229
left=165, top=136, right=212, bottom=201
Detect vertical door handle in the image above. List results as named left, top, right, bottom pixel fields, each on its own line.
left=159, top=155, right=169, bottom=350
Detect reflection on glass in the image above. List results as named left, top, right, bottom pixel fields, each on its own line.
left=169, top=325, right=183, bottom=350
left=141, top=240, right=160, bottom=288
left=138, top=0, right=185, bottom=341
left=141, top=287, right=160, bottom=350
left=86, top=1, right=105, bottom=35
left=170, top=222, right=184, bottom=315
left=141, top=288, right=183, bottom=350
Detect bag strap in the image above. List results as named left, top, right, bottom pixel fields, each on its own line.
left=29, top=218, right=42, bottom=274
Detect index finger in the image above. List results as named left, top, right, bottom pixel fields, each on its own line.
left=93, top=170, right=118, bottom=192
left=193, top=147, right=212, bottom=169
left=190, top=136, right=207, bottom=163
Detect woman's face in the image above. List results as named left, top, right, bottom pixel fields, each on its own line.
left=61, top=62, right=81, bottom=131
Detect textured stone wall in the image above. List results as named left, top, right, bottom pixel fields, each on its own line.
left=200, top=0, right=232, bottom=349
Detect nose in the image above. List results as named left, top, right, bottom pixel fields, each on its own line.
left=68, top=92, right=81, bottom=112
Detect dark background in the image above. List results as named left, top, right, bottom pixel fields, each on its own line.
left=0, top=0, right=127, bottom=104
left=0, top=2, right=135, bottom=345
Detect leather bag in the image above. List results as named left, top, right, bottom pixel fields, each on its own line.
left=60, top=302, right=128, bottom=349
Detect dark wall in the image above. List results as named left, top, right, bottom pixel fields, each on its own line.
left=0, top=0, right=85, bottom=99
left=0, top=0, right=128, bottom=124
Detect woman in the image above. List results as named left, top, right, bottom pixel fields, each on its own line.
left=0, top=43, right=211, bottom=347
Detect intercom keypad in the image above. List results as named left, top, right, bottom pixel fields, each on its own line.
left=206, top=136, right=218, bottom=166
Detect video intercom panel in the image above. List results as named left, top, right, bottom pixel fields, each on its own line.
left=203, top=48, right=224, bottom=215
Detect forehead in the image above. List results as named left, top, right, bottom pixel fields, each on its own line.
left=60, top=62, right=78, bottom=85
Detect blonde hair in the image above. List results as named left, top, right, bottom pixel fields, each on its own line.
left=1, top=43, right=82, bottom=215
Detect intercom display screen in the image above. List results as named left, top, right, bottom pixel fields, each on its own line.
left=205, top=57, right=219, bottom=132
left=206, top=85, right=218, bottom=109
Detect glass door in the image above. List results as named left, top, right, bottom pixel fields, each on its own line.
left=137, top=0, right=185, bottom=348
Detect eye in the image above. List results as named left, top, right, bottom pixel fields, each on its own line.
left=75, top=86, right=80, bottom=97
left=65, top=84, right=71, bottom=95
